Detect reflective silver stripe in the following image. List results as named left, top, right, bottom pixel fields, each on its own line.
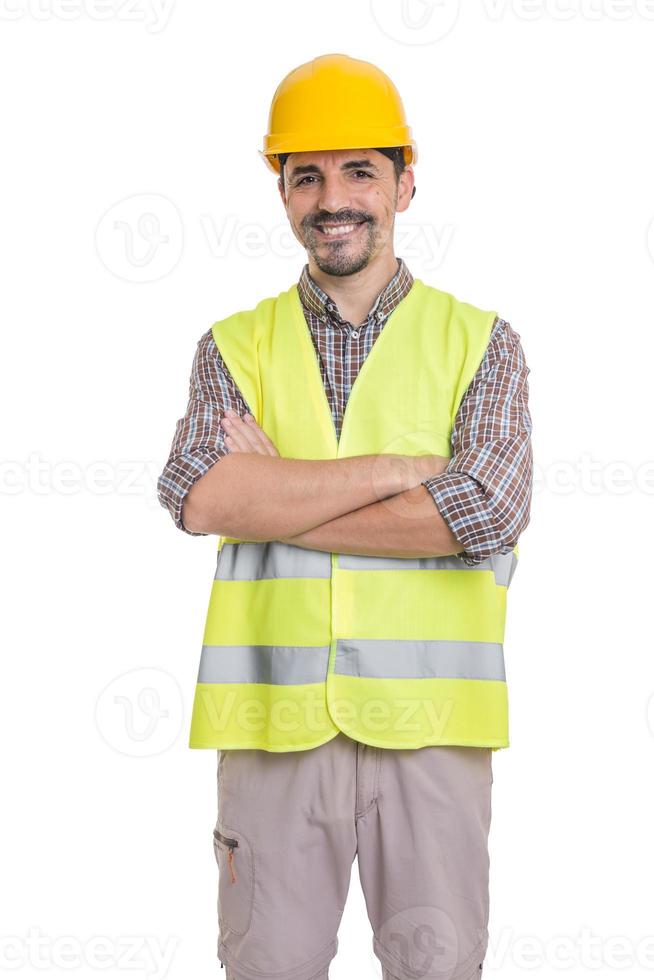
left=216, top=542, right=331, bottom=581
left=334, top=639, right=506, bottom=682
left=198, top=639, right=505, bottom=684
left=337, top=553, right=470, bottom=572
left=198, top=645, right=331, bottom=684
left=338, top=550, right=518, bottom=588
left=491, top=551, right=518, bottom=588
left=216, top=541, right=517, bottom=588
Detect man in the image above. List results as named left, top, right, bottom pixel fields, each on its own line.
left=157, top=53, right=532, bottom=980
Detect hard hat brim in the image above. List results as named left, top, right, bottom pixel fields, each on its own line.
left=260, top=143, right=417, bottom=175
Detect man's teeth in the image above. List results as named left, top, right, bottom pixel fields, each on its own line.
left=319, top=223, right=360, bottom=235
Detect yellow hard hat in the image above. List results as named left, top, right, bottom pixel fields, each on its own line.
left=260, top=53, right=417, bottom=175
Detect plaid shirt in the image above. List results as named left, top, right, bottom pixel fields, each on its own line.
left=156, top=258, right=533, bottom=565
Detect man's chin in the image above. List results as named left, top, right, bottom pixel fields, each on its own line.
left=310, top=244, right=373, bottom=277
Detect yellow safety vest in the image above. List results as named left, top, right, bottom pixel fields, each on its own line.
left=188, top=278, right=518, bottom=752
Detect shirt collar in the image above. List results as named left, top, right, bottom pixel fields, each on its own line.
left=297, top=257, right=414, bottom=329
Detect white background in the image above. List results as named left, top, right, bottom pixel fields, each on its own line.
left=2, top=1, right=654, bottom=978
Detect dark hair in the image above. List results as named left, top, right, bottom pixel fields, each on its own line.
left=278, top=146, right=415, bottom=198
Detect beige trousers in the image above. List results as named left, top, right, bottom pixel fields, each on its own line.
left=213, top=731, right=493, bottom=980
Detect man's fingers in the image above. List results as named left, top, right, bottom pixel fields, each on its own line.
left=221, top=413, right=257, bottom=452
left=244, top=414, right=280, bottom=456
left=221, top=411, right=278, bottom=455
left=220, top=410, right=280, bottom=456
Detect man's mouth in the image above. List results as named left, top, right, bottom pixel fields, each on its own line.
left=314, top=220, right=367, bottom=240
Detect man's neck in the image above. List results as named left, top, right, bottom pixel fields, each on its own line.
left=307, top=251, right=400, bottom=328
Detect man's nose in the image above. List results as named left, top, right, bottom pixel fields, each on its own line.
left=316, top=174, right=351, bottom=215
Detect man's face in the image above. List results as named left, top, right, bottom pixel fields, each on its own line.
left=278, top=148, right=414, bottom=277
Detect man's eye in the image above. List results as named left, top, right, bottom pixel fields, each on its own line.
left=295, top=170, right=372, bottom=187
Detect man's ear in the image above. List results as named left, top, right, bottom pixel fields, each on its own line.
left=397, top=167, right=416, bottom=211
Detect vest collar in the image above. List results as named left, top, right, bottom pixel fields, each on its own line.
left=285, top=277, right=424, bottom=458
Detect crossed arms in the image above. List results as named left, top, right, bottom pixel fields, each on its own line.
left=182, top=442, right=461, bottom=559
left=158, top=319, right=533, bottom=563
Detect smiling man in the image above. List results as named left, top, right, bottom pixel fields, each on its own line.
left=157, top=53, right=533, bottom=980
left=285, top=148, right=407, bottom=275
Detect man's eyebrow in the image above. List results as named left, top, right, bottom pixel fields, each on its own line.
left=288, top=158, right=381, bottom=179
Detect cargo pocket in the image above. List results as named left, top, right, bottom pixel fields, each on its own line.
left=213, top=823, right=254, bottom=936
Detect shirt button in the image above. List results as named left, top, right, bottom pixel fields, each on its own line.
left=351, top=331, right=359, bottom=338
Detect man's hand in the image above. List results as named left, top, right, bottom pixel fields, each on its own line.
left=220, top=409, right=280, bottom=456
